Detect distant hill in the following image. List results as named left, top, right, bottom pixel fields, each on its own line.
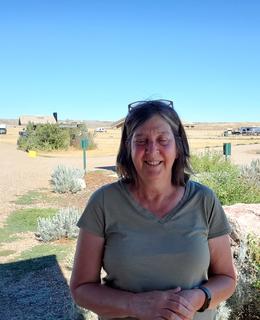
left=81, top=120, right=114, bottom=128
left=0, top=118, right=259, bottom=130
left=0, top=118, right=114, bottom=128
left=0, top=119, right=18, bottom=125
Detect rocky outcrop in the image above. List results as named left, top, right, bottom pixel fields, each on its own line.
left=224, top=203, right=260, bottom=237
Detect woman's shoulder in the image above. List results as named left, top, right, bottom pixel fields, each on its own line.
left=187, top=179, right=216, bottom=199
left=88, top=179, right=125, bottom=201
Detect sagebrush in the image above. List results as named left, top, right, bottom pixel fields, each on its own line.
left=51, top=165, right=85, bottom=193
left=241, top=159, right=260, bottom=187
left=227, top=233, right=260, bottom=319
left=191, top=152, right=260, bottom=205
left=35, top=207, right=81, bottom=242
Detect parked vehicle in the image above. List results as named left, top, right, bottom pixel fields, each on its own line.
left=0, top=124, right=7, bottom=134
left=19, top=129, right=28, bottom=137
left=94, top=127, right=107, bottom=132
left=224, top=127, right=260, bottom=136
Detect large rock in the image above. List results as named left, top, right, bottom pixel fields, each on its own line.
left=224, top=203, right=260, bottom=259
left=224, top=203, right=260, bottom=237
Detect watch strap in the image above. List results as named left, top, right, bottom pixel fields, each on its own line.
left=197, top=286, right=211, bottom=312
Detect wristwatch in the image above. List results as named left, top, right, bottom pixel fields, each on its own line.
left=197, top=286, right=211, bottom=312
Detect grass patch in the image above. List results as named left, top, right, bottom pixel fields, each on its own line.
left=16, top=240, right=75, bottom=263
left=0, top=249, right=16, bottom=257
left=0, top=208, right=58, bottom=243
left=15, top=190, right=52, bottom=205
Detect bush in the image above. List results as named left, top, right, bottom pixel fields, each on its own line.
left=227, top=233, right=260, bottom=319
left=191, top=152, right=260, bottom=205
left=191, top=151, right=232, bottom=174
left=70, top=131, right=97, bottom=150
left=51, top=165, right=85, bottom=193
left=241, top=159, right=260, bottom=187
left=66, top=123, right=96, bottom=150
left=216, top=302, right=232, bottom=320
left=18, top=123, right=70, bottom=151
left=17, top=122, right=97, bottom=152
left=35, top=207, right=81, bottom=242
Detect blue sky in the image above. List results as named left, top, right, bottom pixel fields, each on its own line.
left=0, top=0, right=259, bottom=122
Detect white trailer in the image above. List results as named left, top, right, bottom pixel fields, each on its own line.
left=0, top=124, right=7, bottom=134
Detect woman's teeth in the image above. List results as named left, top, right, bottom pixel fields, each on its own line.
left=145, top=161, right=161, bottom=166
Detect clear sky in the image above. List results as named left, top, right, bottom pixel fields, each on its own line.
left=0, top=0, right=259, bottom=122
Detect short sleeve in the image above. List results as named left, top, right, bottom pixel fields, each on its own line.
left=77, top=188, right=105, bottom=237
left=207, top=190, right=231, bottom=239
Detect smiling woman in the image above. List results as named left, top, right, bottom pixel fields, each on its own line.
left=130, top=115, right=177, bottom=187
left=70, top=100, right=236, bottom=320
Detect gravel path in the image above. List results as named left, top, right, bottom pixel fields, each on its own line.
left=0, top=142, right=116, bottom=227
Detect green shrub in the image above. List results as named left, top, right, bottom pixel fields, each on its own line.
left=247, top=233, right=260, bottom=289
left=191, top=152, right=260, bottom=205
left=17, top=122, right=97, bottom=152
left=35, top=207, right=81, bottom=242
left=191, top=151, right=234, bottom=174
left=51, top=165, right=85, bottom=193
left=17, top=123, right=70, bottom=151
left=227, top=233, right=260, bottom=319
left=67, top=123, right=96, bottom=150
left=241, top=159, right=260, bottom=187
left=70, top=131, right=97, bottom=150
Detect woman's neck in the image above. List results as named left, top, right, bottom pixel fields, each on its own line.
left=133, top=179, right=175, bottom=202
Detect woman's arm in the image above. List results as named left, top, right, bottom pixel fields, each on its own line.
left=70, top=229, right=135, bottom=318
left=70, top=229, right=194, bottom=320
left=178, top=234, right=237, bottom=312
left=205, top=234, right=237, bottom=308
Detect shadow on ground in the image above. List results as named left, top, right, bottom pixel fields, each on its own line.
left=0, top=255, right=83, bottom=320
left=95, top=166, right=116, bottom=172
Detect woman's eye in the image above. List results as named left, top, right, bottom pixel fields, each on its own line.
left=135, top=140, right=146, bottom=146
left=159, top=139, right=169, bottom=145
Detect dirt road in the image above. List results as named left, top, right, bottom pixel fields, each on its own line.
left=0, top=142, right=116, bottom=227
left=0, top=141, right=259, bottom=226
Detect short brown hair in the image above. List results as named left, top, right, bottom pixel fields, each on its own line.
left=116, top=100, right=192, bottom=186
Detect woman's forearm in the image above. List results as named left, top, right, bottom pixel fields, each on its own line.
left=71, top=283, right=191, bottom=320
left=178, top=274, right=237, bottom=312
left=72, top=283, right=136, bottom=318
left=203, top=274, right=237, bottom=309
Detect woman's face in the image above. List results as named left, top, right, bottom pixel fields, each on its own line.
left=130, top=115, right=178, bottom=185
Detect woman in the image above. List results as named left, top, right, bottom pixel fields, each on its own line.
left=70, top=100, right=236, bottom=320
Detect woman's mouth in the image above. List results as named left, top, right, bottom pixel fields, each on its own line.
left=144, top=160, right=162, bottom=166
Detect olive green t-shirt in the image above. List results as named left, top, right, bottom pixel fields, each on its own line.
left=77, top=180, right=231, bottom=320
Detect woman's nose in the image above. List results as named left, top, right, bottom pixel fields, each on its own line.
left=145, top=141, right=158, bottom=154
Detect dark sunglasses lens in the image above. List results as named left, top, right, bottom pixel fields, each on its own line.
left=128, top=100, right=173, bottom=112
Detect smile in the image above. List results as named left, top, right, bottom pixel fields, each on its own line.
left=144, top=160, right=162, bottom=166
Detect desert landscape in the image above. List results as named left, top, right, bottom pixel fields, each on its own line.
left=0, top=122, right=260, bottom=319
left=0, top=121, right=260, bottom=226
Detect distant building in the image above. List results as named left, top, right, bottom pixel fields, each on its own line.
left=111, top=117, right=126, bottom=129
left=18, top=113, right=57, bottom=126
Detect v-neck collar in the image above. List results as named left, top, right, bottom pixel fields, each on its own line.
left=119, top=180, right=191, bottom=223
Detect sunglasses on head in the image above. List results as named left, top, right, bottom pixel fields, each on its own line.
left=128, top=99, right=174, bottom=112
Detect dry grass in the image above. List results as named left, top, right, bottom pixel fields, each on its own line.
left=1, top=124, right=260, bottom=157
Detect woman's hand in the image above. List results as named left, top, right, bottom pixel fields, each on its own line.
left=177, top=289, right=205, bottom=315
left=131, top=288, right=196, bottom=320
